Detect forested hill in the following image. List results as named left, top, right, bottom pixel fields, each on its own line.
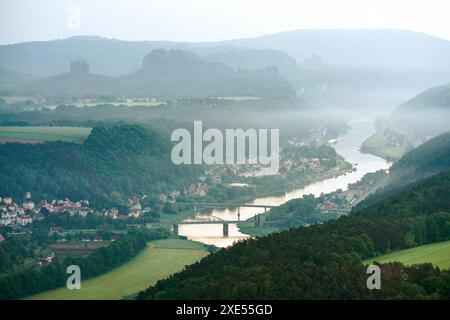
left=397, top=83, right=450, bottom=112
left=0, top=125, right=203, bottom=207
left=353, top=131, right=450, bottom=211
left=388, top=131, right=450, bottom=185
left=117, top=49, right=296, bottom=98
left=0, top=67, right=40, bottom=91
left=138, top=170, right=450, bottom=299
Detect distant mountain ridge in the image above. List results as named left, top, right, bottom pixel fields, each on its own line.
left=3, top=30, right=450, bottom=75
left=0, top=67, right=40, bottom=91
left=14, top=49, right=296, bottom=98
left=221, top=29, right=450, bottom=69
left=1, top=30, right=449, bottom=99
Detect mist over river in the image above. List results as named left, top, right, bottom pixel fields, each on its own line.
left=179, top=118, right=391, bottom=247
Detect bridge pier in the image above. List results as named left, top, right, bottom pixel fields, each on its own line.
left=254, top=214, right=261, bottom=227
left=173, top=223, right=179, bottom=235
left=223, top=223, right=229, bottom=237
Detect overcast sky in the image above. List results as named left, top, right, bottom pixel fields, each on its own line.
left=1, top=0, right=450, bottom=44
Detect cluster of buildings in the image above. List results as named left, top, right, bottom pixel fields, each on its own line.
left=158, top=179, right=208, bottom=203
left=287, top=127, right=329, bottom=148
left=183, top=181, right=208, bottom=197
left=0, top=194, right=93, bottom=229
left=0, top=195, right=38, bottom=228
left=282, top=158, right=323, bottom=174
left=317, top=193, right=349, bottom=213
left=104, top=197, right=158, bottom=220
left=0, top=192, right=178, bottom=230
left=40, top=199, right=91, bottom=216
left=0, top=191, right=168, bottom=229
left=384, top=128, right=408, bottom=147
left=159, top=190, right=181, bottom=203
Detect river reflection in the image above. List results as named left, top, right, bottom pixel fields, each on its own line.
left=179, top=118, right=391, bottom=247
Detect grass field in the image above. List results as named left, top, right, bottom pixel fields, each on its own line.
left=364, top=240, right=450, bottom=270
left=237, top=221, right=280, bottom=237
left=361, top=131, right=406, bottom=161
left=0, top=126, right=91, bottom=143
left=25, top=239, right=208, bottom=300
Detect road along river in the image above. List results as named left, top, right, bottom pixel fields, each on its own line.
left=178, top=118, right=391, bottom=247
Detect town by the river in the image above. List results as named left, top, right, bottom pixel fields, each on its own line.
left=178, top=117, right=392, bottom=247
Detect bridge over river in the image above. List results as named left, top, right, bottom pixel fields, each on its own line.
left=172, top=202, right=350, bottom=237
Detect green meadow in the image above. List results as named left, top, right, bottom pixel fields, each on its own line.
left=0, top=126, right=91, bottom=143
left=364, top=240, right=450, bottom=270
left=361, top=131, right=406, bottom=161
left=25, top=239, right=208, bottom=300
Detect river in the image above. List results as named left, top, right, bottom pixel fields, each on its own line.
left=178, top=118, right=392, bottom=247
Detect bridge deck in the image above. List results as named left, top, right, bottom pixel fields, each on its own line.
left=175, top=202, right=277, bottom=208
left=178, top=220, right=242, bottom=225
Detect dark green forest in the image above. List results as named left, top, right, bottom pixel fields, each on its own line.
left=0, top=125, right=203, bottom=208
left=138, top=170, right=450, bottom=299
left=356, top=130, right=450, bottom=210
left=389, top=131, right=450, bottom=184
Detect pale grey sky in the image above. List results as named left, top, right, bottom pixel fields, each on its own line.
left=1, top=0, right=450, bottom=44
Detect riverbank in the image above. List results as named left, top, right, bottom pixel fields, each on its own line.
left=153, top=155, right=352, bottom=231
left=361, top=131, right=406, bottom=161
left=24, top=239, right=209, bottom=300
left=180, top=155, right=351, bottom=212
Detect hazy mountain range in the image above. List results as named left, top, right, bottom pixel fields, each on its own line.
left=2, top=29, right=450, bottom=99
left=10, top=49, right=295, bottom=98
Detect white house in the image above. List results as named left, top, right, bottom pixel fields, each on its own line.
left=23, top=201, right=35, bottom=210
left=6, top=211, right=17, bottom=220
left=0, top=219, right=10, bottom=226
left=17, top=216, right=33, bottom=226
